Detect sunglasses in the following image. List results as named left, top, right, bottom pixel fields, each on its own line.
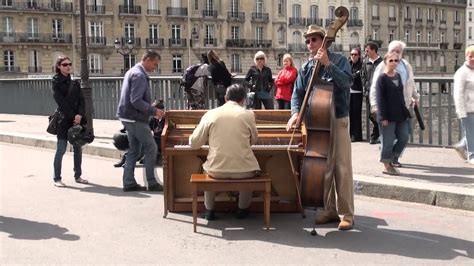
left=256, top=57, right=265, bottom=61
left=350, top=53, right=359, bottom=56
left=305, top=37, right=317, bottom=44
left=61, top=63, right=72, bottom=67
left=388, top=59, right=399, bottom=63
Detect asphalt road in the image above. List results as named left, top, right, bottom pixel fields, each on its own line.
left=1, top=143, right=473, bottom=264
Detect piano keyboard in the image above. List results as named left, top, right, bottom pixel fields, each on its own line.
left=173, top=144, right=299, bottom=150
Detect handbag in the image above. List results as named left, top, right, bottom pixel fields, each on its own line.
left=47, top=109, right=65, bottom=135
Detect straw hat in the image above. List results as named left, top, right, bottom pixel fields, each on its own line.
left=303, top=25, right=326, bottom=38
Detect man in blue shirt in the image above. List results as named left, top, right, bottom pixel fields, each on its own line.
left=117, top=50, right=165, bottom=192
left=286, top=25, right=354, bottom=230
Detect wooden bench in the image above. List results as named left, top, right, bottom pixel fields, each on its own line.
left=190, top=174, right=271, bottom=233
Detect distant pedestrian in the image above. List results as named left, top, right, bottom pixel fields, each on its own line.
left=453, top=45, right=474, bottom=165
left=116, top=50, right=165, bottom=192
left=274, top=53, right=297, bottom=110
left=51, top=55, right=89, bottom=187
left=244, top=51, right=274, bottom=110
left=360, top=42, right=383, bottom=144
left=184, top=53, right=210, bottom=110
left=349, top=47, right=363, bottom=142
left=375, top=51, right=411, bottom=175
left=207, top=50, right=232, bottom=107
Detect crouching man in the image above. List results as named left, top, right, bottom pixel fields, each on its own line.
left=189, top=84, right=261, bottom=220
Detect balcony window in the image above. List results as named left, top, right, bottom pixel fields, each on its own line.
left=3, top=50, right=14, bottom=71
left=27, top=18, right=39, bottom=40
left=29, top=50, right=40, bottom=73
left=278, top=0, right=284, bottom=15
left=172, top=54, right=182, bottom=73
left=89, top=21, right=104, bottom=44
left=148, top=0, right=159, bottom=14
left=231, top=54, right=241, bottom=73
left=88, top=53, right=102, bottom=74
left=231, top=26, right=239, bottom=40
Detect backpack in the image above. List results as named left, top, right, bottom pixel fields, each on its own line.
left=180, top=63, right=203, bottom=92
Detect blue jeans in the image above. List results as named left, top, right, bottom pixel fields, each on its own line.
left=122, top=121, right=158, bottom=188
left=461, top=113, right=474, bottom=160
left=53, top=138, right=82, bottom=181
left=379, top=119, right=410, bottom=163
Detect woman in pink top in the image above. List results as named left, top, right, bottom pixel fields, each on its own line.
left=274, top=54, right=297, bottom=109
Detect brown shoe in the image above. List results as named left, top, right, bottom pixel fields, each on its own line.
left=338, top=220, right=354, bottom=230
left=383, top=165, right=400, bottom=176
left=314, top=212, right=340, bottom=225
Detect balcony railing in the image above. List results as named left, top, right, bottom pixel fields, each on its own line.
left=227, top=11, right=245, bottom=21
left=440, top=42, right=449, bottom=49
left=86, top=4, right=105, bottom=14
left=231, top=66, right=242, bottom=73
left=90, top=69, right=104, bottom=74
left=453, top=43, right=463, bottom=50
left=147, top=9, right=160, bottom=15
left=146, top=38, right=165, bottom=48
left=347, top=19, right=363, bottom=27
left=169, top=38, right=187, bottom=47
left=306, top=18, right=323, bottom=26
left=389, top=17, right=397, bottom=22
left=0, top=66, right=20, bottom=73
left=202, top=9, right=217, bottom=18
left=0, top=33, right=73, bottom=43
left=28, top=66, right=42, bottom=73
left=167, top=7, right=187, bottom=17
left=87, top=36, right=106, bottom=46
left=289, top=17, right=306, bottom=26
left=225, top=39, right=271, bottom=48
left=120, top=37, right=141, bottom=47
left=251, top=12, right=269, bottom=23
left=0, top=2, right=73, bottom=12
left=119, top=5, right=141, bottom=14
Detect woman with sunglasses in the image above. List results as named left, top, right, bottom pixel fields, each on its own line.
left=375, top=51, right=411, bottom=176
left=244, top=51, right=274, bottom=109
left=349, top=48, right=363, bottom=142
left=51, top=55, right=88, bottom=187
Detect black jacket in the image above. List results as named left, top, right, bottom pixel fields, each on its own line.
left=350, top=59, right=363, bottom=92
left=52, top=74, right=86, bottom=139
left=375, top=73, right=409, bottom=122
left=361, top=56, right=383, bottom=95
left=208, top=61, right=231, bottom=88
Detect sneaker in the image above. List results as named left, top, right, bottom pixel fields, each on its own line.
left=148, top=183, right=163, bottom=192
left=123, top=184, right=146, bottom=192
left=53, top=180, right=66, bottom=187
left=391, top=161, right=402, bottom=168
left=75, top=177, right=89, bottom=184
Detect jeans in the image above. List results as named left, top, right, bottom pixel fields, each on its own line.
left=276, top=99, right=291, bottom=110
left=254, top=97, right=274, bottom=110
left=379, top=119, right=410, bottom=163
left=461, top=113, right=474, bottom=160
left=53, top=138, right=82, bottom=181
left=122, top=121, right=158, bottom=188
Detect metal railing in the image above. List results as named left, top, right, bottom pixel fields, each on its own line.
left=0, top=76, right=462, bottom=147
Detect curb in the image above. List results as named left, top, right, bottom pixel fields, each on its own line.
left=1, top=132, right=473, bottom=212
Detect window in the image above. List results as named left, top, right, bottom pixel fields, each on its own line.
left=277, top=27, right=284, bottom=43
left=372, top=29, right=378, bottom=40
left=372, top=4, right=378, bottom=17
left=454, top=10, right=460, bottom=23
left=350, top=7, right=358, bottom=20
left=205, top=0, right=213, bottom=11
left=52, top=19, right=63, bottom=39
left=149, top=24, right=159, bottom=44
left=415, top=55, right=421, bottom=67
left=148, top=0, right=158, bottom=10
left=405, top=30, right=410, bottom=42
left=469, top=12, right=472, bottom=22
left=29, top=50, right=40, bottom=72
left=3, top=50, right=14, bottom=71
left=277, top=0, right=284, bottom=15
left=440, top=32, right=445, bottom=43
left=2, top=17, right=14, bottom=37
left=124, top=54, right=136, bottom=71
left=427, top=8, right=432, bottom=20
left=389, top=29, right=395, bottom=42
left=255, top=0, right=263, bottom=13
left=292, top=31, right=301, bottom=44
left=416, top=7, right=422, bottom=20
left=171, top=24, right=181, bottom=39
left=404, top=6, right=410, bottom=19
left=469, top=27, right=472, bottom=39
left=292, top=4, right=301, bottom=18
left=27, top=17, right=39, bottom=40
left=89, top=21, right=103, bottom=44
left=328, top=6, right=335, bottom=20
left=277, top=53, right=283, bottom=67
left=231, top=26, right=239, bottom=40
left=454, top=32, right=459, bottom=43
left=88, top=53, right=102, bottom=74
left=389, top=5, right=395, bottom=18
left=231, top=54, right=240, bottom=72
left=416, top=31, right=421, bottom=43
left=256, top=27, right=263, bottom=42
left=230, top=0, right=239, bottom=13
left=428, top=31, right=432, bottom=43
left=27, top=0, right=38, bottom=8
left=440, top=55, right=445, bottom=67
left=2, top=0, right=13, bottom=7
left=172, top=54, right=182, bottom=73
left=310, top=5, right=318, bottom=19
left=427, top=55, right=432, bottom=67
left=205, top=24, right=215, bottom=45
left=125, top=23, right=135, bottom=43
left=440, top=9, right=446, bottom=21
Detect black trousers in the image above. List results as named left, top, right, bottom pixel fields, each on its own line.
left=366, top=97, right=379, bottom=141
left=350, top=93, right=363, bottom=141
left=254, top=97, right=274, bottom=110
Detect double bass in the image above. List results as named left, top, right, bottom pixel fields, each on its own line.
left=287, top=6, right=349, bottom=234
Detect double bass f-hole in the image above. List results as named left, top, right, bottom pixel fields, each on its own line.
left=287, top=6, right=349, bottom=222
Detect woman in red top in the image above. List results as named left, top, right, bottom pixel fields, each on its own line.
left=274, top=54, right=298, bottom=109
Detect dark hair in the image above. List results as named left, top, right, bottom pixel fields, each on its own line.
left=55, top=55, right=70, bottom=74
left=201, top=53, right=209, bottom=64
left=226, top=84, right=246, bottom=102
left=365, top=42, right=379, bottom=53
left=142, top=50, right=161, bottom=61
left=152, top=99, right=165, bottom=110
left=351, top=47, right=361, bottom=56
left=207, top=50, right=221, bottom=64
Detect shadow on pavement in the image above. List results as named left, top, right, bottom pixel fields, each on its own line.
left=192, top=215, right=473, bottom=260
left=401, top=164, right=474, bottom=184
left=0, top=215, right=79, bottom=241
left=65, top=183, right=152, bottom=198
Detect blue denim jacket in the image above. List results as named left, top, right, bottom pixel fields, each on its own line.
left=290, top=51, right=352, bottom=118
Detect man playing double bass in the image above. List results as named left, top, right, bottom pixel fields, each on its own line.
left=286, top=25, right=354, bottom=230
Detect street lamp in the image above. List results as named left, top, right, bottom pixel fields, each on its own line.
left=114, top=38, right=134, bottom=55
left=79, top=0, right=93, bottom=138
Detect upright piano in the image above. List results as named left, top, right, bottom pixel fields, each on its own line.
left=161, top=110, right=304, bottom=215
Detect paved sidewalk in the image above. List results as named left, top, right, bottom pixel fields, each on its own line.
left=1, top=113, right=473, bottom=211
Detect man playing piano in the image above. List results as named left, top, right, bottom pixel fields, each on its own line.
left=189, top=84, right=261, bottom=220
left=286, top=25, right=354, bottom=230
